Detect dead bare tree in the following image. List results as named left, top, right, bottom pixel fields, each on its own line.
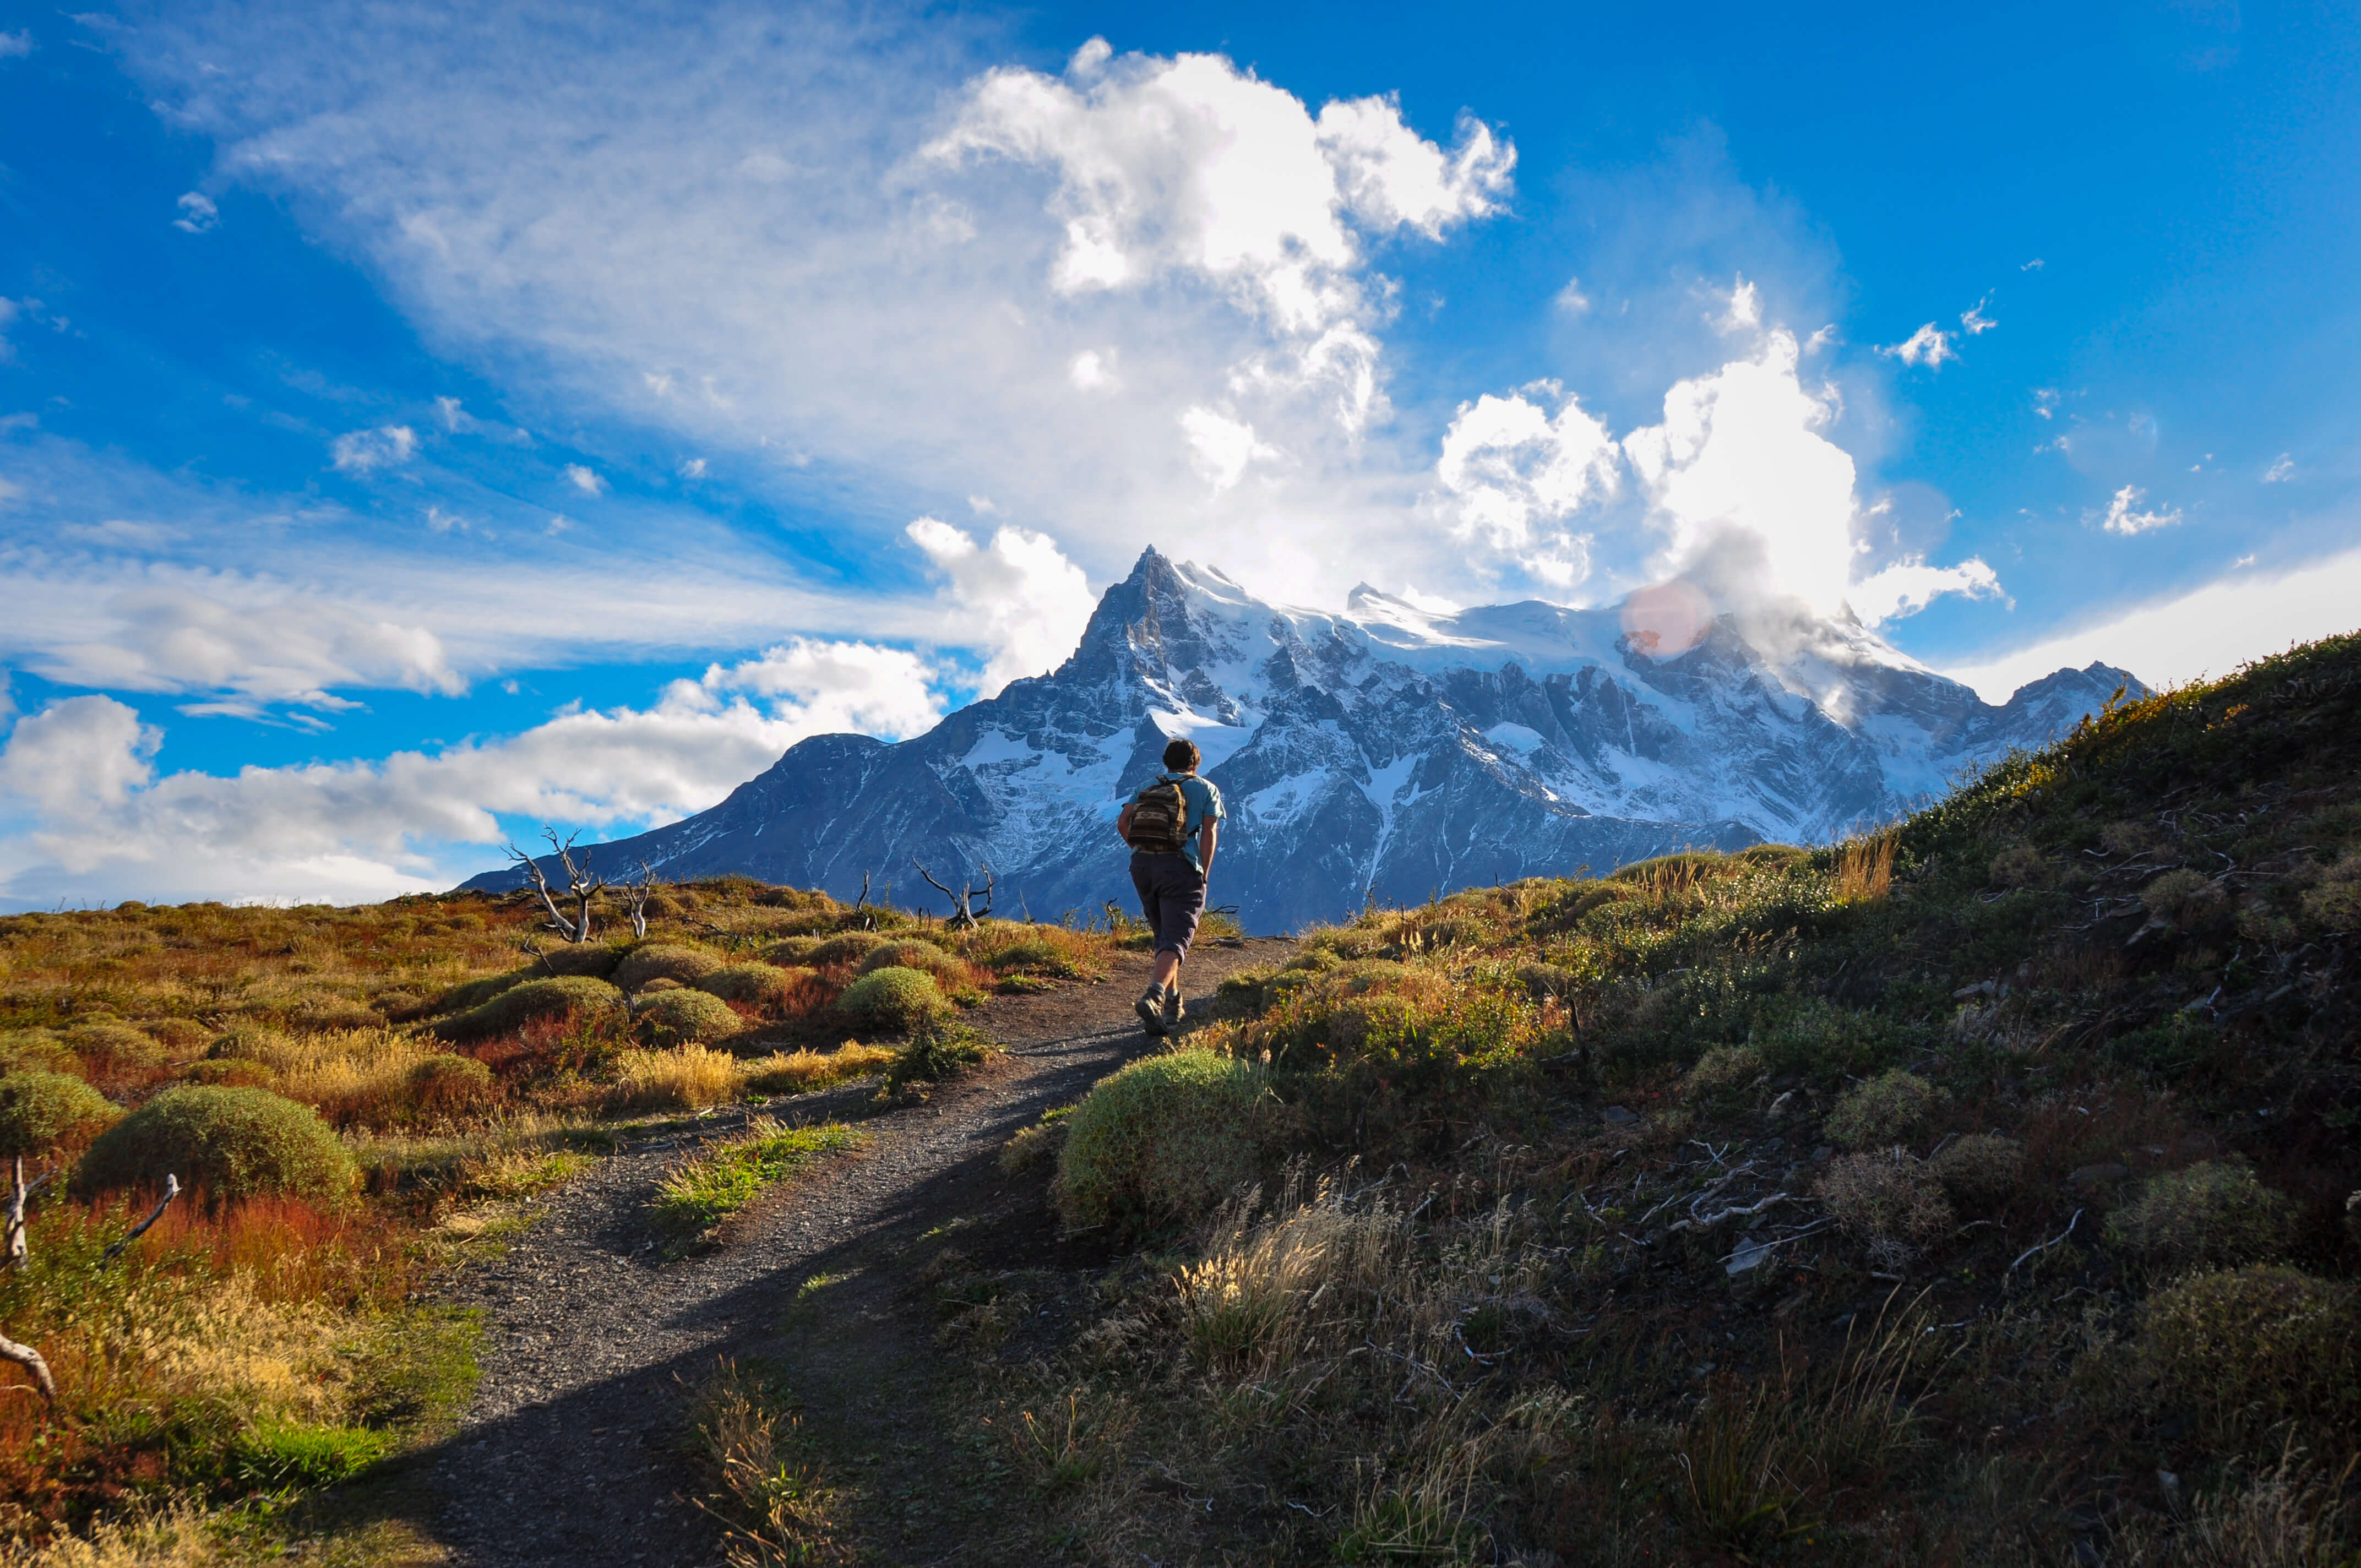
left=913, top=858, right=995, bottom=931
left=2, top=1161, right=179, bottom=1404
left=618, top=859, right=659, bottom=939
left=505, top=826, right=605, bottom=944
left=853, top=870, right=874, bottom=930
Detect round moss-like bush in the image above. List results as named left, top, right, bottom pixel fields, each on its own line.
left=1056, top=1049, right=1271, bottom=1238
left=633, top=988, right=745, bottom=1048
left=431, top=970, right=530, bottom=1017
left=0, top=1070, right=121, bottom=1157
left=2139, top=1265, right=2361, bottom=1451
left=613, top=943, right=723, bottom=993
left=697, top=962, right=806, bottom=1009
left=857, top=940, right=966, bottom=986
left=761, top=935, right=823, bottom=966
left=407, top=1055, right=497, bottom=1121
left=2104, top=1161, right=2298, bottom=1276
left=2144, top=868, right=2229, bottom=928
left=1824, top=1070, right=1940, bottom=1150
left=79, top=1086, right=356, bottom=1204
left=433, top=976, right=623, bottom=1041
left=1815, top=1150, right=1952, bottom=1270
left=0, top=1028, right=78, bottom=1075
left=1930, top=1135, right=2025, bottom=1207
left=834, top=967, right=945, bottom=1032
left=808, top=930, right=890, bottom=968
left=1683, top=1044, right=1765, bottom=1107
left=538, top=942, right=625, bottom=978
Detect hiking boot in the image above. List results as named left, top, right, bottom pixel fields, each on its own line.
left=1163, top=987, right=1185, bottom=1032
left=1135, top=986, right=1167, bottom=1037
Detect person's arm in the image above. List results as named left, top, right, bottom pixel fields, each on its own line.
left=1197, top=819, right=1217, bottom=879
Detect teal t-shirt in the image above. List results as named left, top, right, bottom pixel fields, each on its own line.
left=1138, top=771, right=1225, bottom=873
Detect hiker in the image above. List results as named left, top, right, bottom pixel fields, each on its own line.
left=1117, top=736, right=1225, bottom=1037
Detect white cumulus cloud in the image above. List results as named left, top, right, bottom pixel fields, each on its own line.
left=1436, top=389, right=1618, bottom=588
left=173, top=192, right=221, bottom=233
left=0, top=639, right=947, bottom=906
left=927, top=45, right=1510, bottom=336
left=2098, top=484, right=2182, bottom=536
left=904, top=518, right=1097, bottom=694
left=1849, top=556, right=2004, bottom=625
left=1946, top=543, right=2361, bottom=703
left=1623, top=328, right=1862, bottom=615
left=1880, top=322, right=1957, bottom=368
left=330, top=424, right=417, bottom=473
left=1179, top=407, right=1281, bottom=492
left=563, top=463, right=605, bottom=496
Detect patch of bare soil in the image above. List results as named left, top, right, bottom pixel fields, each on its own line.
left=416, top=937, right=1288, bottom=1567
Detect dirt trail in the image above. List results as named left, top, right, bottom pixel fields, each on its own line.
left=421, top=939, right=1287, bottom=1567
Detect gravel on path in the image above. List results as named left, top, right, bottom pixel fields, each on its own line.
left=423, top=938, right=1288, bottom=1567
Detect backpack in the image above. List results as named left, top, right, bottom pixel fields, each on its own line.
left=1119, top=777, right=1190, bottom=853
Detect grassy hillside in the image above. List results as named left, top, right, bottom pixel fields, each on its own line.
left=0, top=877, right=1124, bottom=1551
left=977, top=631, right=2361, bottom=1564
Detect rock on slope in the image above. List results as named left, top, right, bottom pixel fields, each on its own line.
left=465, top=549, right=2137, bottom=931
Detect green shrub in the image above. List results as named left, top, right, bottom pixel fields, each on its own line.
left=980, top=938, right=1063, bottom=972
left=697, top=962, right=806, bottom=1008
left=614, top=942, right=723, bottom=992
left=858, top=939, right=967, bottom=985
left=1056, top=1049, right=1271, bottom=1238
left=430, top=969, right=530, bottom=1016
left=882, top=1019, right=998, bottom=1094
left=808, top=930, right=890, bottom=967
left=1748, top=999, right=1911, bottom=1084
left=761, top=935, right=824, bottom=965
left=1824, top=1070, right=1939, bottom=1150
left=2139, top=1266, right=2361, bottom=1451
left=834, top=967, right=945, bottom=1032
left=227, top=1420, right=399, bottom=1489
left=1513, top=961, right=1575, bottom=1001
left=1683, top=1044, right=1765, bottom=1108
left=633, top=988, right=746, bottom=1048
left=1815, top=1150, right=1952, bottom=1269
left=0, top=1028, right=78, bottom=1075
left=2299, top=852, right=2361, bottom=930
left=537, top=942, right=626, bottom=978
left=79, top=1086, right=356, bottom=1203
left=407, top=1055, right=497, bottom=1121
left=2144, top=868, right=2229, bottom=928
left=2104, top=1162, right=2298, bottom=1276
left=433, top=976, right=623, bottom=1040
left=0, top=1070, right=121, bottom=1157
left=1929, top=1135, right=2025, bottom=1206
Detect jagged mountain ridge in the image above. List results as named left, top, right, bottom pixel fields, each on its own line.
left=465, top=549, right=2140, bottom=931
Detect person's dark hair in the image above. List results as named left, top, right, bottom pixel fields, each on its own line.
left=1162, top=737, right=1201, bottom=773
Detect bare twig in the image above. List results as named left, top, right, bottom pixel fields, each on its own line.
left=913, top=858, right=996, bottom=930
left=104, top=1175, right=181, bottom=1263
left=2006, top=1208, right=2082, bottom=1278
left=1663, top=1192, right=1792, bottom=1237
left=0, top=1329, right=54, bottom=1403
left=619, top=859, right=658, bottom=940
left=6, top=1157, right=58, bottom=1266
left=2, top=1169, right=179, bottom=1406
left=505, top=826, right=605, bottom=943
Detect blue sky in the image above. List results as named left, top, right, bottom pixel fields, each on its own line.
left=1, top=0, right=2356, bottom=906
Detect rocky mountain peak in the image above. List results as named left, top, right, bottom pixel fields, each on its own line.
left=467, top=558, right=2142, bottom=931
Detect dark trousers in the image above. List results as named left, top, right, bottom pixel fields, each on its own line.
left=1130, top=852, right=1207, bottom=961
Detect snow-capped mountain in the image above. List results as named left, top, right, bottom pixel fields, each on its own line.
left=465, top=548, right=2138, bottom=932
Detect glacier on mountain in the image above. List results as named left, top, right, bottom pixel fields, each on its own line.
left=465, top=549, right=2139, bottom=932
